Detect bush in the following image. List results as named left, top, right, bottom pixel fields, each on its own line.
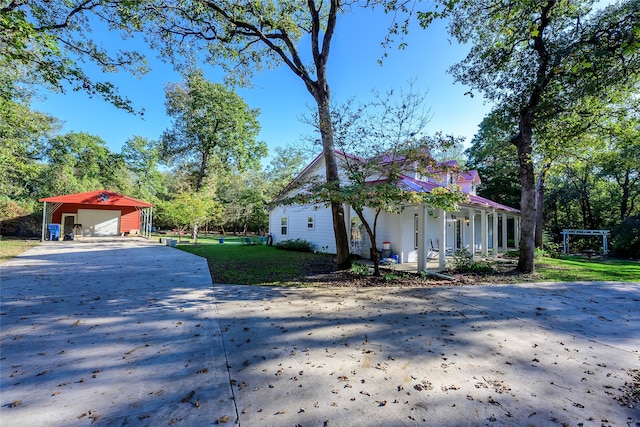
left=542, top=230, right=562, bottom=256
left=0, top=198, right=41, bottom=237
left=351, top=263, right=371, bottom=276
left=447, top=248, right=496, bottom=274
left=468, top=262, right=496, bottom=274
left=449, top=247, right=474, bottom=270
left=275, top=238, right=315, bottom=252
left=611, top=216, right=640, bottom=259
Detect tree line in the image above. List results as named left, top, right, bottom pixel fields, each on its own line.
left=0, top=74, right=307, bottom=237
left=2, top=0, right=639, bottom=267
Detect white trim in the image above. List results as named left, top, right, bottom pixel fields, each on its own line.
left=61, top=213, right=77, bottom=236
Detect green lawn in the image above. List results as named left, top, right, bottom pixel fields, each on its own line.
left=536, top=255, right=640, bottom=282
left=0, top=237, right=39, bottom=263
left=2, top=235, right=637, bottom=284
left=177, top=236, right=334, bottom=286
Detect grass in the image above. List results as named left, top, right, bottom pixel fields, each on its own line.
left=176, top=236, right=333, bottom=286
left=1, top=234, right=637, bottom=284
left=179, top=237, right=639, bottom=285
left=536, top=255, right=640, bottom=282
left=0, top=236, right=39, bottom=263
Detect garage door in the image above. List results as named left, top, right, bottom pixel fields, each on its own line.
left=78, top=209, right=120, bottom=236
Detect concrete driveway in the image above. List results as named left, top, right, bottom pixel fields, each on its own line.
left=1, top=239, right=235, bottom=426
left=1, top=240, right=639, bottom=426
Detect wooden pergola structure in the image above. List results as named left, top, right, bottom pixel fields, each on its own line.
left=561, top=229, right=610, bottom=255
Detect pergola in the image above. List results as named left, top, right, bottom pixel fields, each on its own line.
left=561, top=229, right=610, bottom=255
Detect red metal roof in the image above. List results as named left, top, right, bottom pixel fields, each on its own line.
left=39, top=190, right=153, bottom=207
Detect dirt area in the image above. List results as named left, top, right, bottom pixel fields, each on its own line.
left=297, top=256, right=535, bottom=288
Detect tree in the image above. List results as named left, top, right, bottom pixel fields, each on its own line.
left=122, top=136, right=166, bottom=202
left=1, top=1, right=146, bottom=110
left=156, top=192, right=220, bottom=245
left=466, top=109, right=521, bottom=210
left=161, top=70, right=266, bottom=192
left=264, top=145, right=308, bottom=199
left=289, top=87, right=467, bottom=275
left=129, top=0, right=415, bottom=268
left=41, top=132, right=129, bottom=195
left=433, top=0, right=640, bottom=272
left=0, top=98, right=59, bottom=199
left=597, top=100, right=640, bottom=222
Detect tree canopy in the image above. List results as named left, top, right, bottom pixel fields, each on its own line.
left=160, top=70, right=266, bottom=192
left=1, top=1, right=147, bottom=109
left=432, top=0, right=640, bottom=272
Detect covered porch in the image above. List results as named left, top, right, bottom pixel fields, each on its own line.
left=347, top=200, right=520, bottom=274
left=415, top=203, right=521, bottom=272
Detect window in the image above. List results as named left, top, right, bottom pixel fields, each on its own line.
left=281, top=217, right=288, bottom=235
left=414, top=214, right=419, bottom=249
left=307, top=216, right=314, bottom=230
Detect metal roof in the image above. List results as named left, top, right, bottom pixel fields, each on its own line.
left=39, top=190, right=153, bottom=208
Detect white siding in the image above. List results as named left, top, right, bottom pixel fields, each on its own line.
left=269, top=204, right=337, bottom=253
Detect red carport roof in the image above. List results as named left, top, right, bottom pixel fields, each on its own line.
left=39, top=190, right=153, bottom=207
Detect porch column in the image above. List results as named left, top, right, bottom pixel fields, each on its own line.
left=501, top=212, right=508, bottom=251
left=481, top=210, right=488, bottom=257
left=468, top=207, right=476, bottom=258
left=41, top=202, right=47, bottom=242
left=439, top=208, right=447, bottom=270
left=417, top=205, right=427, bottom=272
left=492, top=209, right=499, bottom=257
left=515, top=217, right=521, bottom=248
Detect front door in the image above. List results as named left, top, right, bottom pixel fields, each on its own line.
left=62, top=214, right=76, bottom=235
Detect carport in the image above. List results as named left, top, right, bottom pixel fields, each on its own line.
left=39, top=190, right=153, bottom=240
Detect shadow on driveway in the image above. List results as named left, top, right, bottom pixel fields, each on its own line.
left=2, top=241, right=639, bottom=426
left=213, top=282, right=640, bottom=426
left=1, top=240, right=235, bottom=426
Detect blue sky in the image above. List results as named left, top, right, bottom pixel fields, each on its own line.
left=32, top=7, right=492, bottom=160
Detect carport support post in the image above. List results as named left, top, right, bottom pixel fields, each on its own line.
left=41, top=202, right=47, bottom=242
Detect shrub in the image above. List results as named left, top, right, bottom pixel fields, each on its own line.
left=611, top=216, right=640, bottom=259
left=450, top=247, right=474, bottom=270
left=468, top=262, right=495, bottom=274
left=275, top=238, right=315, bottom=252
left=503, top=250, right=519, bottom=258
left=351, top=263, right=371, bottom=276
left=0, top=198, right=41, bottom=237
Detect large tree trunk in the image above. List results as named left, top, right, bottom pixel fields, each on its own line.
left=196, top=149, right=208, bottom=192
left=512, top=117, right=536, bottom=273
left=298, top=0, right=350, bottom=269
left=316, top=93, right=351, bottom=268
